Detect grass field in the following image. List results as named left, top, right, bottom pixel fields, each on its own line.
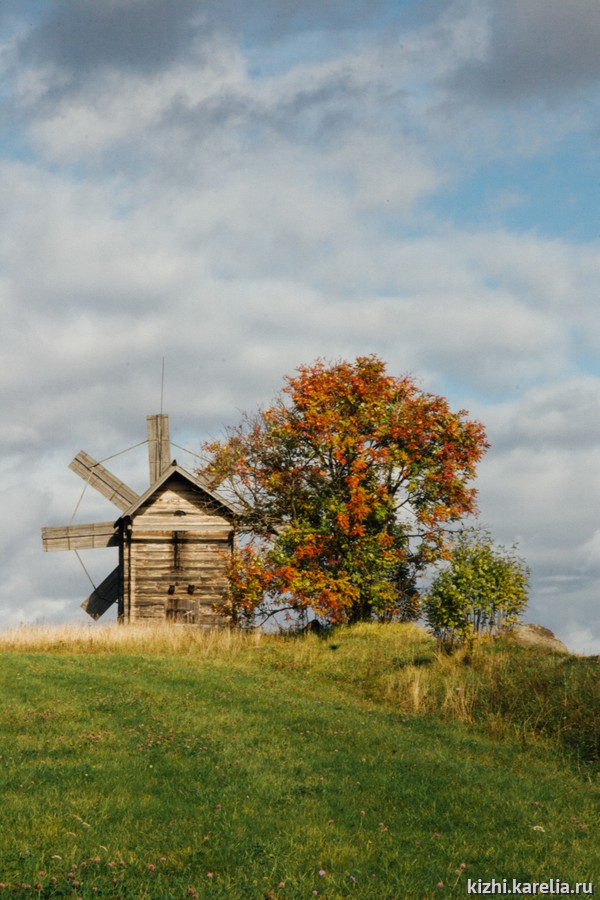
left=0, top=623, right=597, bottom=898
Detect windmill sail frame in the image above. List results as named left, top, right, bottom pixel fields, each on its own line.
left=42, top=414, right=236, bottom=626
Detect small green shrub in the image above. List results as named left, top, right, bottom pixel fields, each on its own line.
left=423, top=527, right=529, bottom=647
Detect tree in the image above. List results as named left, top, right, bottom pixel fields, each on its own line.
left=423, top=527, right=530, bottom=647
left=203, top=355, right=489, bottom=626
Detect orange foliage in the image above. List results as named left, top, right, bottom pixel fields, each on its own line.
left=204, top=356, right=488, bottom=625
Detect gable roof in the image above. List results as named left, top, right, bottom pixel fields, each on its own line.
left=115, top=462, right=239, bottom=523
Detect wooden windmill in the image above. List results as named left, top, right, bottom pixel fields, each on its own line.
left=42, top=415, right=237, bottom=626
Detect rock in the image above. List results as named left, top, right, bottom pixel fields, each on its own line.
left=510, top=623, right=570, bottom=654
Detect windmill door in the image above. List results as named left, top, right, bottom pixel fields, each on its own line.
left=163, top=530, right=231, bottom=625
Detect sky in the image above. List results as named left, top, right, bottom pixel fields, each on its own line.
left=1, top=0, right=600, bottom=653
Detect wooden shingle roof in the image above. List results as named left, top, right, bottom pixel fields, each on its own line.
left=115, top=462, right=239, bottom=523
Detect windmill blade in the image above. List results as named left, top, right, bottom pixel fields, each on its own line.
left=42, top=521, right=118, bottom=552
left=69, top=451, right=139, bottom=511
left=147, top=414, right=171, bottom=483
left=81, top=566, right=120, bottom=620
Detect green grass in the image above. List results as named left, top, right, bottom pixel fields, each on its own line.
left=0, top=624, right=597, bottom=898
left=254, top=624, right=600, bottom=765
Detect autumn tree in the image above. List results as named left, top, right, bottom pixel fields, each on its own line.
left=423, top=527, right=530, bottom=648
left=203, top=356, right=489, bottom=626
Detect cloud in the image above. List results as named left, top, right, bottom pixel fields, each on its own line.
left=18, top=0, right=202, bottom=78
left=474, top=436, right=600, bottom=655
left=485, top=378, right=600, bottom=453
left=13, top=0, right=395, bottom=102
left=451, top=0, right=600, bottom=102
left=1, top=2, right=600, bottom=653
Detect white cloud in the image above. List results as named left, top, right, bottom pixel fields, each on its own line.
left=27, top=38, right=248, bottom=163
left=1, top=1, right=600, bottom=653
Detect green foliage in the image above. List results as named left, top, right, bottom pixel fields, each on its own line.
left=423, top=527, right=530, bottom=647
left=204, top=355, right=488, bottom=626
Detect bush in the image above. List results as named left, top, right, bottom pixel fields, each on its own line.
left=423, top=527, right=529, bottom=648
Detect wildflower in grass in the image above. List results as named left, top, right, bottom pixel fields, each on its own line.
left=207, top=872, right=214, bottom=878
left=215, top=803, right=222, bottom=810
left=38, top=871, right=45, bottom=877
left=278, top=882, right=286, bottom=888
left=433, top=831, right=440, bottom=839
left=437, top=881, right=444, bottom=888
left=148, top=864, right=156, bottom=871
left=107, top=862, right=116, bottom=869
left=160, top=857, right=167, bottom=863
left=0, top=884, right=6, bottom=890
left=318, top=869, right=326, bottom=877
left=35, top=886, right=43, bottom=891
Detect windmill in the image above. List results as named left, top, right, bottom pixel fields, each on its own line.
left=42, top=415, right=237, bottom=625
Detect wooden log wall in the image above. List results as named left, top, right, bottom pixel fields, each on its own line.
left=123, top=473, right=233, bottom=626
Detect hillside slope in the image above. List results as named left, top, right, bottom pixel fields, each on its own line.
left=0, top=624, right=597, bottom=898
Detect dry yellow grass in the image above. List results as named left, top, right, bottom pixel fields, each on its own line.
left=0, top=621, right=263, bottom=656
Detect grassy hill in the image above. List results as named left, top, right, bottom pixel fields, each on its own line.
left=0, top=623, right=597, bottom=898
